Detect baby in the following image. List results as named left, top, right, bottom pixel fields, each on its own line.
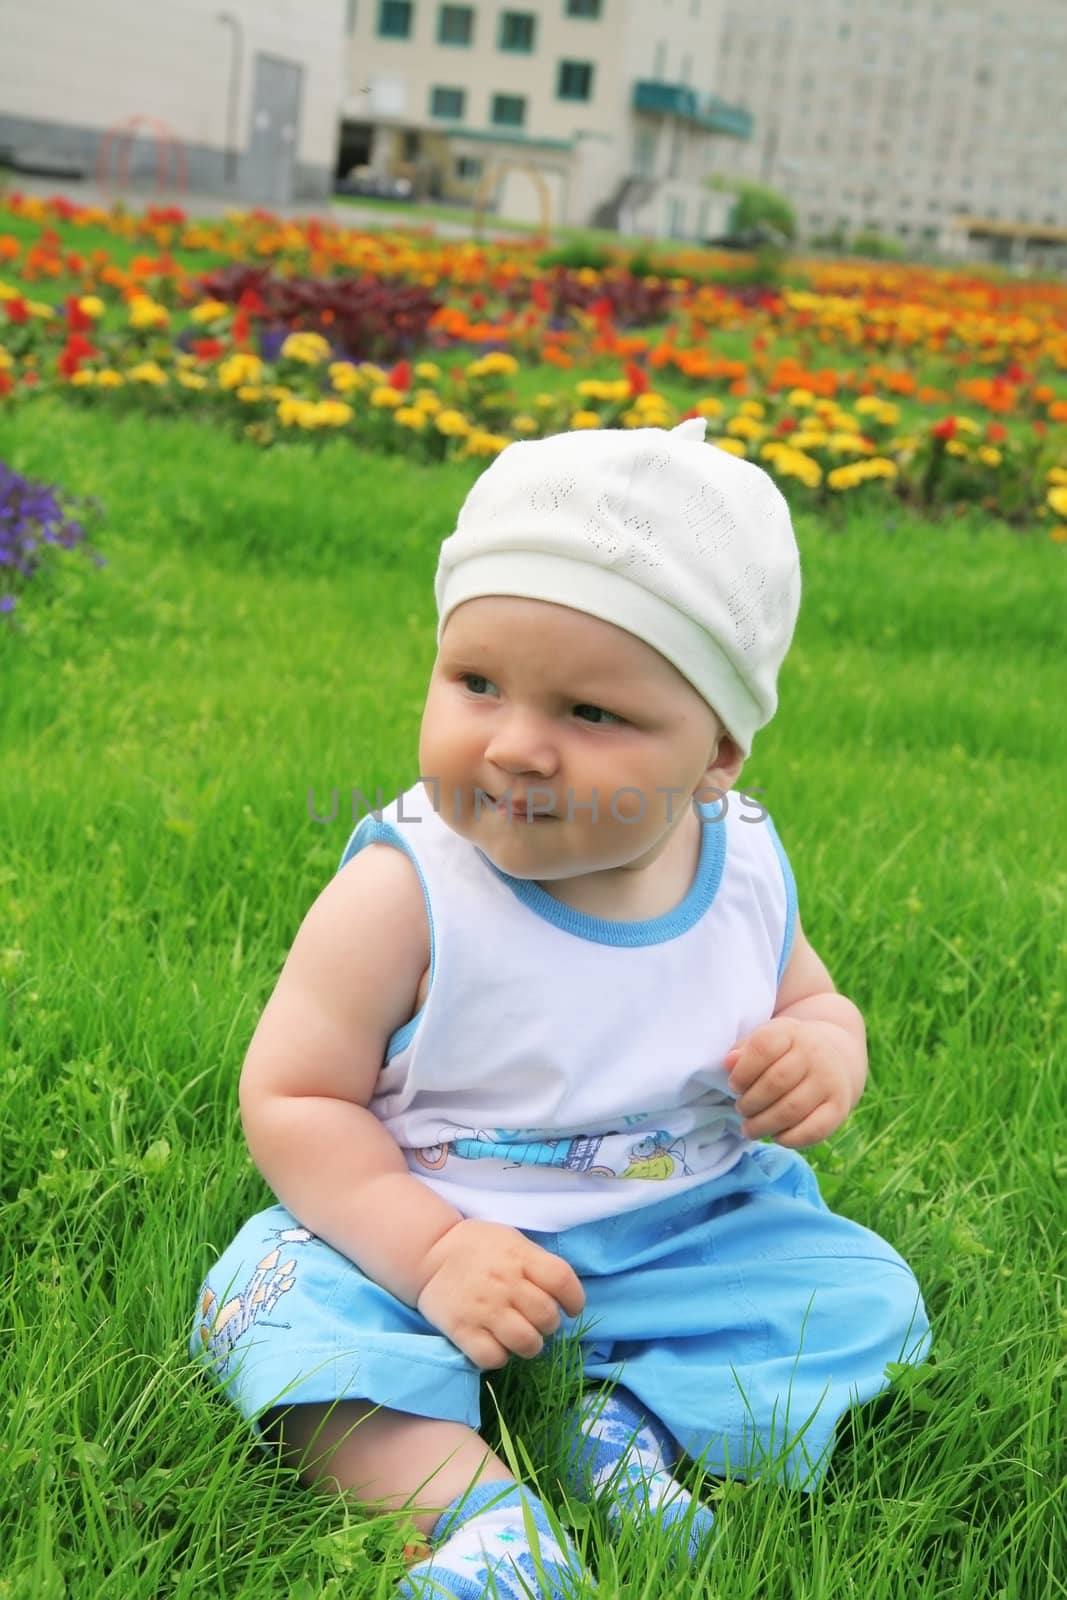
left=192, top=418, right=930, bottom=1597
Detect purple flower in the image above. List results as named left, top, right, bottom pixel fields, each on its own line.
left=0, top=459, right=105, bottom=616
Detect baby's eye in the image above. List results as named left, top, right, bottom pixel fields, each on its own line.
left=573, top=704, right=625, bottom=726
left=461, top=673, right=498, bottom=696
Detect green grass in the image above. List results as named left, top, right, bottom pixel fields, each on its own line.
left=2, top=402, right=1065, bottom=1598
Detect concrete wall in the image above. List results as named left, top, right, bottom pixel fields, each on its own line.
left=0, top=0, right=346, bottom=200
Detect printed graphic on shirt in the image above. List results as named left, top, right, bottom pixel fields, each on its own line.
left=411, top=1126, right=694, bottom=1180
left=196, top=1225, right=314, bottom=1375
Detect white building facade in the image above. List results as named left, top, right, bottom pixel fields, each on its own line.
left=0, top=0, right=346, bottom=205
left=340, top=0, right=752, bottom=237
left=710, top=0, right=1067, bottom=262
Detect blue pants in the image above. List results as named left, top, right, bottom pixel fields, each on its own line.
left=191, top=1144, right=930, bottom=1490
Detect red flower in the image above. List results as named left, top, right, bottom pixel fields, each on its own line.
left=775, top=416, right=798, bottom=434
left=65, top=296, right=93, bottom=334
left=589, top=295, right=614, bottom=326
left=237, top=287, right=267, bottom=315
left=470, top=292, right=486, bottom=311
left=986, top=421, right=1008, bottom=444
left=387, top=359, right=412, bottom=391
left=58, top=333, right=98, bottom=378
left=192, top=337, right=225, bottom=361
left=625, top=360, right=649, bottom=396
left=232, top=308, right=250, bottom=345
left=931, top=416, right=958, bottom=441
left=5, top=297, right=30, bottom=325
left=0, top=370, right=13, bottom=397
left=1004, top=362, right=1025, bottom=384
left=531, top=280, right=551, bottom=312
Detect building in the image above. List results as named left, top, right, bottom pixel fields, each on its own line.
left=0, top=0, right=346, bottom=206
left=339, top=0, right=753, bottom=237
left=710, top=0, right=1067, bottom=264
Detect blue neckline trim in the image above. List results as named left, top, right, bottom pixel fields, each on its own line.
left=477, top=801, right=728, bottom=946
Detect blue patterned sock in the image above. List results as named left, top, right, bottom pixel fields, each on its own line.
left=398, top=1478, right=592, bottom=1598
left=562, top=1386, right=715, bottom=1562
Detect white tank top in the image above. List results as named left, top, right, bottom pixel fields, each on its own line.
left=338, top=781, right=797, bottom=1231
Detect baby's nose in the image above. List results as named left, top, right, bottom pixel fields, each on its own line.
left=484, top=712, right=558, bottom=776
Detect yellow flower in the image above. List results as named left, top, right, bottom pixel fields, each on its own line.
left=791, top=431, right=830, bottom=450
left=1050, top=525, right=1067, bottom=544
left=1046, top=486, right=1067, bottom=518
left=511, top=414, right=539, bottom=435
left=463, top=429, right=511, bottom=456
left=0, top=345, right=11, bottom=370
left=955, top=416, right=981, bottom=435
left=371, top=385, right=402, bottom=409
left=715, top=437, right=747, bottom=457
left=77, top=296, right=105, bottom=319
left=696, top=397, right=723, bottom=418
left=96, top=369, right=124, bottom=388
left=414, top=390, right=442, bottom=415
left=1046, top=466, right=1067, bottom=485
left=727, top=415, right=764, bottom=440
left=315, top=400, right=353, bottom=427
left=177, top=371, right=209, bottom=390
left=855, top=396, right=884, bottom=415
left=277, top=396, right=311, bottom=428
left=435, top=409, right=471, bottom=437
left=739, top=400, right=765, bottom=419
left=69, top=370, right=95, bottom=386
left=127, top=361, right=168, bottom=385
left=329, top=362, right=362, bottom=393
left=467, top=352, right=518, bottom=379
left=633, top=391, right=669, bottom=412
left=945, top=440, right=969, bottom=457
left=236, top=385, right=264, bottom=402
left=28, top=301, right=54, bottom=319
left=534, top=393, right=558, bottom=410
left=128, top=296, right=169, bottom=330
left=787, top=388, right=814, bottom=407
left=218, top=353, right=263, bottom=389
left=281, top=331, right=332, bottom=365
left=414, top=361, right=441, bottom=381
left=394, top=406, right=427, bottom=430
left=570, top=410, right=601, bottom=429
left=827, top=465, right=861, bottom=491
left=977, top=446, right=1002, bottom=467
left=190, top=300, right=229, bottom=323
left=359, top=362, right=388, bottom=384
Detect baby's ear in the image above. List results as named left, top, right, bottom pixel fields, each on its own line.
left=704, top=732, right=745, bottom=793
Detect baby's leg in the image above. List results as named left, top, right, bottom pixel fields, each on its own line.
left=563, top=1386, right=716, bottom=1562
left=267, top=1401, right=592, bottom=1596
left=265, top=1399, right=513, bottom=1538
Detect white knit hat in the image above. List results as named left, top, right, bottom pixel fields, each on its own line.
left=434, top=417, right=801, bottom=754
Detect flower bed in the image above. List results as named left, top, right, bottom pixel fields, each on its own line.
left=1, top=194, right=1066, bottom=534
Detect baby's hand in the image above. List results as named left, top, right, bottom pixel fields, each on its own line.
left=725, top=1018, right=859, bottom=1149
left=415, top=1219, right=586, bottom=1370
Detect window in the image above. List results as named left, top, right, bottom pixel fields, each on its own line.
left=491, top=93, right=527, bottom=127
left=455, top=155, right=483, bottom=179
left=499, top=11, right=536, bottom=50
left=634, top=126, right=656, bottom=175
left=378, top=0, right=412, bottom=37
left=566, top=0, right=601, bottom=16
left=437, top=4, right=473, bottom=44
left=557, top=59, right=594, bottom=100
left=430, top=85, right=466, bottom=118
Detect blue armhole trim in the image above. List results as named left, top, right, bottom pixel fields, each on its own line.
left=764, top=815, right=798, bottom=984
left=336, top=815, right=434, bottom=1060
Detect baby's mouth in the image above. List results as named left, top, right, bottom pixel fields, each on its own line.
left=487, top=794, right=557, bottom=821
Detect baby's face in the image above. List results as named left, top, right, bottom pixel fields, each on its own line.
left=418, top=596, right=737, bottom=885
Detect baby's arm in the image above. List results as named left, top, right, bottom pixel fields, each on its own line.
left=238, top=844, right=583, bottom=1366
left=724, top=919, right=868, bottom=1148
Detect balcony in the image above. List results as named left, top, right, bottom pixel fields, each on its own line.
left=632, top=81, right=753, bottom=139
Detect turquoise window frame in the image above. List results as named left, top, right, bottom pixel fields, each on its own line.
left=430, top=85, right=466, bottom=118
left=557, top=59, right=594, bottom=100
left=490, top=93, right=527, bottom=128
left=377, top=0, right=413, bottom=38
left=565, top=0, right=601, bottom=17
left=437, top=3, right=474, bottom=44
left=498, top=10, right=537, bottom=51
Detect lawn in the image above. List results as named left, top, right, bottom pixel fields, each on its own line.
left=1, top=400, right=1065, bottom=1598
